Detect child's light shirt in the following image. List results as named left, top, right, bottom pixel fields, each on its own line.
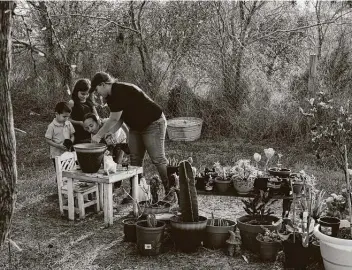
left=45, top=119, right=75, bottom=158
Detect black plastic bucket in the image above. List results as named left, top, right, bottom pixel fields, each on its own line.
left=318, top=216, right=340, bottom=237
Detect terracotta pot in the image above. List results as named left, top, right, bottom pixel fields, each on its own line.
left=236, top=215, right=282, bottom=253
left=136, top=220, right=166, bottom=256
left=170, top=215, right=207, bottom=252
left=256, top=236, right=282, bottom=261
left=214, top=177, right=231, bottom=193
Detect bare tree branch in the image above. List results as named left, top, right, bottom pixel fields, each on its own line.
left=12, top=39, right=46, bottom=55
left=20, top=15, right=38, bottom=77
left=250, top=19, right=346, bottom=44
left=50, top=13, right=140, bottom=34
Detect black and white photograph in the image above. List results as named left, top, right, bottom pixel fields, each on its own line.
left=1, top=1, right=352, bottom=269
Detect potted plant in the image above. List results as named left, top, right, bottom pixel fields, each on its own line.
left=135, top=214, right=166, bottom=256
left=121, top=177, right=169, bottom=242
left=256, top=227, right=282, bottom=261
left=203, top=213, right=236, bottom=249
left=290, top=173, right=304, bottom=195
left=236, top=191, right=282, bottom=253
left=122, top=217, right=140, bottom=243
left=325, top=191, right=349, bottom=220
left=196, top=167, right=216, bottom=191
left=231, top=159, right=258, bottom=194
left=316, top=191, right=345, bottom=237
left=279, top=171, right=318, bottom=269
left=213, top=162, right=232, bottom=193
left=169, top=160, right=208, bottom=252
left=137, top=175, right=172, bottom=216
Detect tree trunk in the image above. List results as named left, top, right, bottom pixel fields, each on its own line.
left=0, top=1, right=17, bottom=246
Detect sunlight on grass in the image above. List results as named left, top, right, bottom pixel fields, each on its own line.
left=2, top=118, right=342, bottom=270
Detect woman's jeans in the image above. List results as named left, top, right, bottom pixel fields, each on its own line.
left=128, top=114, right=169, bottom=193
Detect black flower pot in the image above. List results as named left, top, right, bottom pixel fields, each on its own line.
left=195, top=176, right=207, bottom=190
left=256, top=236, right=282, bottom=261
left=73, top=143, right=107, bottom=173
left=136, top=220, right=166, bottom=256
left=318, top=216, right=340, bottom=237
left=282, top=234, right=310, bottom=269
left=122, top=218, right=138, bottom=242
left=254, top=177, right=268, bottom=191
left=170, top=215, right=208, bottom=253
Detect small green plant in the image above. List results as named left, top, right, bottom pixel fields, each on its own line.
left=167, top=156, right=179, bottom=166
left=230, top=159, right=258, bottom=181
left=209, top=213, right=229, bottom=226
left=241, top=191, right=277, bottom=224
left=147, top=214, right=157, bottom=228
left=325, top=189, right=349, bottom=219
left=310, top=190, right=327, bottom=221
left=257, top=227, right=281, bottom=243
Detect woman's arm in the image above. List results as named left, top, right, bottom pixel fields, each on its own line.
left=92, top=111, right=122, bottom=143
left=92, top=106, right=100, bottom=121
left=70, top=119, right=83, bottom=127
left=121, top=122, right=129, bottom=142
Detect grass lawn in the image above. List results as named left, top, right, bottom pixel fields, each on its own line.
left=0, top=117, right=342, bottom=269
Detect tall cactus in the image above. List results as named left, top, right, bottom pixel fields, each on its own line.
left=178, top=160, right=199, bottom=222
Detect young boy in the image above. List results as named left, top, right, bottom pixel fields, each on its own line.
left=45, top=102, right=75, bottom=169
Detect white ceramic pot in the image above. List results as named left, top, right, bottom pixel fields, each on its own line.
left=314, top=225, right=352, bottom=270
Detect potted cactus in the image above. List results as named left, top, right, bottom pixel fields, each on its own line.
left=169, top=160, right=208, bottom=252
left=135, top=214, right=166, bottom=256
left=204, top=213, right=236, bottom=249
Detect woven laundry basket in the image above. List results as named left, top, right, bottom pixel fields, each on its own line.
left=167, top=117, right=203, bottom=141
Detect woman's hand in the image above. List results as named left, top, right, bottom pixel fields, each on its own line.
left=91, top=134, right=102, bottom=143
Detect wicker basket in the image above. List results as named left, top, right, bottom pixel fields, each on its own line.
left=167, top=117, right=203, bottom=141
